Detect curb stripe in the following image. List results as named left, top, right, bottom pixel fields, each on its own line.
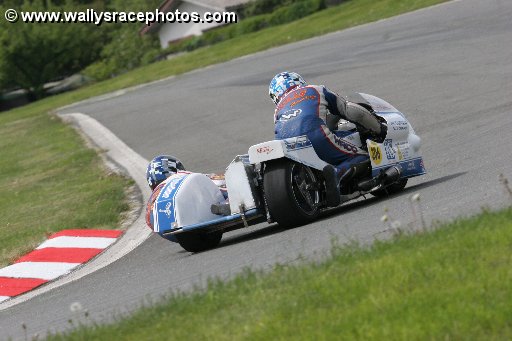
left=36, top=236, right=117, bottom=250
left=0, top=262, right=81, bottom=280
left=15, top=248, right=103, bottom=264
left=49, top=229, right=123, bottom=239
left=0, top=278, right=48, bottom=296
left=0, top=229, right=123, bottom=303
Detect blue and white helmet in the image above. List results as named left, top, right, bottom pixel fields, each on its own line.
left=146, top=155, right=186, bottom=190
left=269, top=71, right=307, bottom=105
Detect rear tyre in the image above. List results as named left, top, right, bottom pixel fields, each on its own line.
left=371, top=178, right=408, bottom=197
left=263, top=159, right=320, bottom=228
left=175, top=231, right=222, bottom=252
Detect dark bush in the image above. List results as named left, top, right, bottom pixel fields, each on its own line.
left=203, top=24, right=238, bottom=43
left=235, top=15, right=270, bottom=35
left=268, top=0, right=325, bottom=26
left=242, top=0, right=290, bottom=17
left=325, top=0, right=348, bottom=6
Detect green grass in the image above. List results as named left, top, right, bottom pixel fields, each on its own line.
left=0, top=112, right=131, bottom=267
left=46, top=207, right=512, bottom=340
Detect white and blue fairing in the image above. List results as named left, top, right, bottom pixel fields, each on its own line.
left=358, top=93, right=426, bottom=178
left=150, top=173, right=226, bottom=241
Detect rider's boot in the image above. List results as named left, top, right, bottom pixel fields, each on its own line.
left=323, top=164, right=341, bottom=207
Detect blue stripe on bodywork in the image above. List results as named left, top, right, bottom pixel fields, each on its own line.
left=371, top=157, right=426, bottom=178
left=154, top=174, right=188, bottom=238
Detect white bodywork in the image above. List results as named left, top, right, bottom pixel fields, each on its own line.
left=175, top=174, right=225, bottom=227
left=154, top=173, right=225, bottom=231
left=224, top=157, right=258, bottom=215
left=248, top=137, right=328, bottom=170
left=358, top=93, right=422, bottom=171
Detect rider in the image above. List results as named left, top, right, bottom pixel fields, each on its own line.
left=145, top=155, right=228, bottom=229
left=269, top=71, right=387, bottom=206
left=146, top=154, right=187, bottom=191
left=145, top=155, right=187, bottom=230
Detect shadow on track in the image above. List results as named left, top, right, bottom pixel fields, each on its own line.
left=198, top=172, right=466, bottom=252
left=402, top=172, right=467, bottom=193
left=317, top=171, right=467, bottom=222
left=217, top=223, right=284, bottom=250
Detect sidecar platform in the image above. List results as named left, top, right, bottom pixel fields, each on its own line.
left=161, top=208, right=265, bottom=239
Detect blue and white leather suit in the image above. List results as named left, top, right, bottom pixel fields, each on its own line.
left=274, top=85, right=381, bottom=174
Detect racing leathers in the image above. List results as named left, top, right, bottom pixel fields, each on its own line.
left=274, top=85, right=385, bottom=175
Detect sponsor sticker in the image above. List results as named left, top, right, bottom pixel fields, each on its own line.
left=333, top=135, right=359, bottom=154
left=277, top=89, right=308, bottom=109
left=158, top=202, right=173, bottom=218
left=161, top=175, right=185, bottom=199
left=373, top=104, right=393, bottom=111
left=390, top=120, right=408, bottom=131
left=397, top=145, right=404, bottom=160
left=395, top=142, right=409, bottom=160
left=284, top=136, right=312, bottom=151
left=257, top=146, right=274, bottom=154
left=278, top=109, right=302, bottom=121
left=384, top=139, right=396, bottom=160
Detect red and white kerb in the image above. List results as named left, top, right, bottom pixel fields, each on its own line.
left=0, top=229, right=123, bottom=302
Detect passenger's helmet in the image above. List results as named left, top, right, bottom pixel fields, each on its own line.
left=269, top=71, right=307, bottom=105
left=146, top=155, right=186, bottom=190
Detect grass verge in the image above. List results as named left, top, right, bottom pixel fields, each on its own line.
left=0, top=112, right=132, bottom=267
left=47, top=207, right=512, bottom=340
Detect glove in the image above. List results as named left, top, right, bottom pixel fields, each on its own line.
left=357, top=122, right=387, bottom=144
left=372, top=122, right=387, bottom=143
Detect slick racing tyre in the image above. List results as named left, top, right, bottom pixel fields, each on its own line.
left=264, top=159, right=320, bottom=228
left=175, top=230, right=222, bottom=252
left=371, top=178, right=408, bottom=197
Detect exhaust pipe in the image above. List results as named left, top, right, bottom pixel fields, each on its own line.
left=382, top=165, right=401, bottom=185
left=357, top=165, right=402, bottom=192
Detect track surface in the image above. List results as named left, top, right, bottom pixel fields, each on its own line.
left=2, top=0, right=512, bottom=338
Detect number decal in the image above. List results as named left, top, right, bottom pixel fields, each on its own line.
left=369, top=142, right=383, bottom=165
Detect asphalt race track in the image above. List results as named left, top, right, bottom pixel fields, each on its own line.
left=2, top=0, right=512, bottom=338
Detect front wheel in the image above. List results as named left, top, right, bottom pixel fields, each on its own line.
left=263, top=159, right=321, bottom=228
left=175, top=230, right=222, bottom=252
